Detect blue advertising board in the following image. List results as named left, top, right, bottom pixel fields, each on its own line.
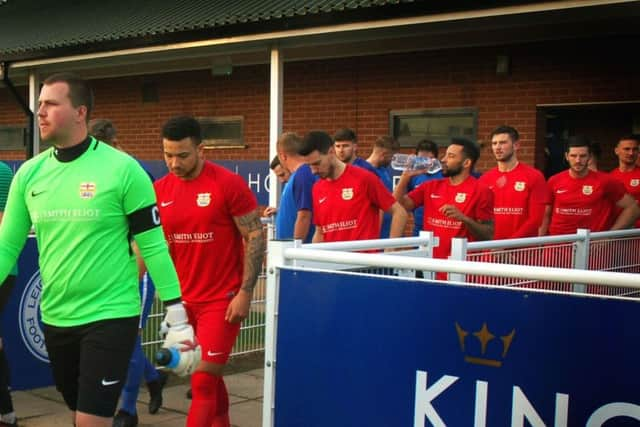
left=2, top=237, right=53, bottom=390
left=274, top=269, right=640, bottom=427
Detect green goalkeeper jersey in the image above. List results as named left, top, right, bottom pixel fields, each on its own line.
left=0, top=137, right=181, bottom=326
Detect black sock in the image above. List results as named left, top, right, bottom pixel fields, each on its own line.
left=0, top=348, right=13, bottom=414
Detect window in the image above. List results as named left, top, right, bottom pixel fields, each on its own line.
left=197, top=116, right=246, bottom=149
left=0, top=125, right=25, bottom=151
left=390, top=108, right=478, bottom=148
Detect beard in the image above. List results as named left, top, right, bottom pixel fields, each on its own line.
left=571, top=163, right=588, bottom=175
left=495, top=150, right=514, bottom=163
left=339, top=153, right=353, bottom=163
left=442, top=163, right=463, bottom=177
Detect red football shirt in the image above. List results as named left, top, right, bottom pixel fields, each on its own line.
left=313, top=164, right=395, bottom=242
left=479, top=163, right=551, bottom=239
left=154, top=162, right=257, bottom=303
left=547, top=170, right=626, bottom=235
left=407, top=176, right=494, bottom=259
left=609, top=166, right=640, bottom=227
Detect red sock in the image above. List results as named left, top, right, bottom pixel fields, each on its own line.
left=186, top=371, right=220, bottom=427
left=211, top=378, right=230, bottom=427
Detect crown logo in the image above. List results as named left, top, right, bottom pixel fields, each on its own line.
left=455, top=322, right=515, bottom=368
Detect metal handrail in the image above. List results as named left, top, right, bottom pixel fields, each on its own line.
left=283, top=247, right=640, bottom=289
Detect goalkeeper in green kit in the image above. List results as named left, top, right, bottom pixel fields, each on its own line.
left=0, top=72, right=193, bottom=427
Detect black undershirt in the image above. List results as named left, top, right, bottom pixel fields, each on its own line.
left=53, top=136, right=95, bottom=162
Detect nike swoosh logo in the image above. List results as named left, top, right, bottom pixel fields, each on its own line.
left=556, top=189, right=568, bottom=194
left=161, top=201, right=174, bottom=207
left=430, top=194, right=442, bottom=198
left=319, top=197, right=327, bottom=204
left=207, top=351, right=224, bottom=357
left=101, top=379, right=120, bottom=386
left=31, top=190, right=46, bottom=197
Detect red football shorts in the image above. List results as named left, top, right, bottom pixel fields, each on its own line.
left=184, top=299, right=241, bottom=365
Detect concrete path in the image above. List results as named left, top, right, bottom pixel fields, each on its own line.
left=12, top=368, right=264, bottom=427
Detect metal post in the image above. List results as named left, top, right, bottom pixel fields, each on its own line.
left=418, top=231, right=436, bottom=280
left=262, top=240, right=293, bottom=427
left=572, top=228, right=590, bottom=293
left=448, top=238, right=468, bottom=282
left=28, top=71, right=40, bottom=157
left=268, top=45, right=283, bottom=225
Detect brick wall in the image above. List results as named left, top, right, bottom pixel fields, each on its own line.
left=1, top=36, right=639, bottom=169
left=0, top=83, right=28, bottom=160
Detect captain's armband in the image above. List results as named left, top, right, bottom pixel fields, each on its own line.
left=128, top=204, right=161, bottom=235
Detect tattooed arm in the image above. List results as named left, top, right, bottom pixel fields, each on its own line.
left=225, top=208, right=266, bottom=323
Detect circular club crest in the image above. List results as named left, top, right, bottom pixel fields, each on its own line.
left=18, top=271, right=49, bottom=363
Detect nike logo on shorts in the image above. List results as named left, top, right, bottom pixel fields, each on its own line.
left=207, top=351, right=224, bottom=357
left=161, top=201, right=174, bottom=207
left=319, top=197, right=327, bottom=204
left=31, top=190, right=46, bottom=197
left=556, top=189, right=568, bottom=194
left=101, top=378, right=120, bottom=386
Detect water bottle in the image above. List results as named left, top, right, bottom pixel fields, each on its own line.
left=391, top=154, right=442, bottom=174
left=155, top=345, right=202, bottom=377
left=412, top=156, right=442, bottom=174
left=391, top=153, right=412, bottom=170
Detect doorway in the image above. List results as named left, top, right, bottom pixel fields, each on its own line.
left=536, top=103, right=640, bottom=178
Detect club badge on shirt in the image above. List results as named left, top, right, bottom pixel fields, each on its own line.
left=197, top=193, right=211, bottom=207
left=455, top=192, right=467, bottom=203
left=514, top=181, right=526, bottom=192
left=582, top=185, right=593, bottom=195
left=342, top=188, right=354, bottom=200
left=631, top=179, right=639, bottom=187
left=79, top=182, right=96, bottom=199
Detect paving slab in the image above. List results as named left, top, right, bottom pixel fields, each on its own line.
left=10, top=390, right=68, bottom=422
left=12, top=367, right=264, bottom=427
left=138, top=410, right=186, bottom=427
left=20, top=412, right=73, bottom=427
left=244, top=368, right=264, bottom=379
left=230, top=399, right=263, bottom=427
left=157, top=383, right=192, bottom=414
left=226, top=373, right=263, bottom=400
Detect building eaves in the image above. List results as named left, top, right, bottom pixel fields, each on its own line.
left=0, top=0, right=410, bottom=59
left=0, top=0, right=539, bottom=61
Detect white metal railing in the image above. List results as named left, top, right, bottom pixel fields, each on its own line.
left=145, top=228, right=639, bottom=362
left=451, top=228, right=640, bottom=295
left=281, top=246, right=640, bottom=289
left=278, top=229, right=640, bottom=294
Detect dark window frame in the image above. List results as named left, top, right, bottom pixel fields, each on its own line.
left=0, top=125, right=25, bottom=151
left=197, top=116, right=246, bottom=149
left=389, top=107, right=478, bottom=148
